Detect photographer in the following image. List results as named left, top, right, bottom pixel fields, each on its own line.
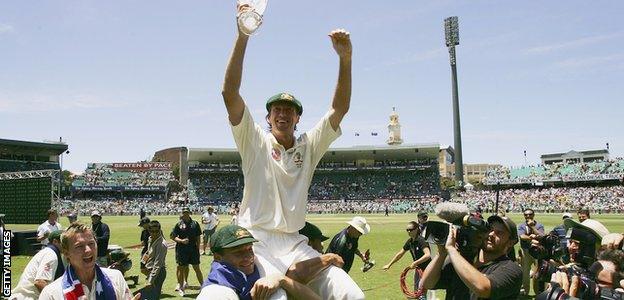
left=421, top=215, right=522, bottom=299
left=536, top=219, right=616, bottom=300
left=518, top=208, right=545, bottom=296
left=539, top=249, right=623, bottom=299
left=565, top=219, right=609, bottom=266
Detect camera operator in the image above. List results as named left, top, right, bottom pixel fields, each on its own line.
left=519, top=208, right=545, bottom=295
left=540, top=249, right=624, bottom=299
left=565, top=219, right=609, bottom=266
left=421, top=215, right=522, bottom=299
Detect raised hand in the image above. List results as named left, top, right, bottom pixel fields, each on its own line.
left=251, top=274, right=283, bottom=300
left=329, top=29, right=352, bottom=59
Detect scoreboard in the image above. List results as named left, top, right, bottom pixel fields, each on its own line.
left=0, top=177, right=52, bottom=224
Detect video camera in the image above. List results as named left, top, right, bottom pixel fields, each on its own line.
left=530, top=233, right=566, bottom=261
left=424, top=214, right=490, bottom=258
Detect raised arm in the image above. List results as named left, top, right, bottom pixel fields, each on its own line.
left=327, top=29, right=352, bottom=131
left=222, top=6, right=251, bottom=126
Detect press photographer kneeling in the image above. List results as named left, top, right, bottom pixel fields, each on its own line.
left=420, top=211, right=522, bottom=300
left=536, top=220, right=624, bottom=300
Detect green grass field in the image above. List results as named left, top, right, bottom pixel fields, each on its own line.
left=7, top=213, right=624, bottom=299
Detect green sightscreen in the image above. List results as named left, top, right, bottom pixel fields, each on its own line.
left=0, top=177, right=52, bottom=224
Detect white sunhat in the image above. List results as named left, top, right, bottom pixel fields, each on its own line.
left=562, top=212, right=573, bottom=219
left=347, top=216, right=370, bottom=235
left=564, top=218, right=610, bottom=242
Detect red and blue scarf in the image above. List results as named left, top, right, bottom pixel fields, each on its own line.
left=203, top=261, right=260, bottom=300
left=61, top=264, right=116, bottom=300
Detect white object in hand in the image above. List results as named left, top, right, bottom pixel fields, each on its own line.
left=237, top=0, right=268, bottom=35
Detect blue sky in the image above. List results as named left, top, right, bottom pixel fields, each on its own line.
left=1, top=1, right=622, bottom=174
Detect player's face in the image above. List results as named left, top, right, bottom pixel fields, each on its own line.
left=49, top=212, right=58, bottom=222
left=268, top=103, right=300, bottom=134
left=523, top=210, right=534, bottom=221
left=218, top=243, right=255, bottom=275
left=65, top=231, right=98, bottom=271
left=309, top=238, right=324, bottom=253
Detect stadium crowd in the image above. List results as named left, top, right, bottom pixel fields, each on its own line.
left=72, top=163, right=174, bottom=188
left=306, top=197, right=441, bottom=214
left=484, top=158, right=624, bottom=185
left=456, top=186, right=624, bottom=213
left=189, top=168, right=440, bottom=203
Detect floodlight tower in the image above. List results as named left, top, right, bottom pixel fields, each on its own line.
left=445, top=16, right=464, bottom=188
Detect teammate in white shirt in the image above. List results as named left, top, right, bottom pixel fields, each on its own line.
left=201, top=206, right=220, bottom=255
left=39, top=223, right=138, bottom=300
left=37, top=209, right=63, bottom=246
left=11, top=231, right=64, bottom=299
left=219, top=4, right=363, bottom=299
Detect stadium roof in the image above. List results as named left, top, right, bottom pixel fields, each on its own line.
left=541, top=149, right=608, bottom=159
left=188, top=143, right=440, bottom=163
left=0, top=138, right=68, bottom=156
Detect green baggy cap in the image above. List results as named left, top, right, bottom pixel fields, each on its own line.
left=210, top=225, right=258, bottom=252
left=266, top=93, right=303, bottom=115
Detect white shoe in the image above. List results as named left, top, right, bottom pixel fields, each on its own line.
left=174, top=283, right=181, bottom=292
left=183, top=281, right=188, bottom=289
left=178, top=289, right=185, bottom=297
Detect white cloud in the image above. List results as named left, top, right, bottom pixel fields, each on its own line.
left=0, top=23, right=14, bottom=34
left=524, top=32, right=622, bottom=54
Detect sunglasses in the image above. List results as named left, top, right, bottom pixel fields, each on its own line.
left=524, top=214, right=534, bottom=217
left=406, top=228, right=416, bottom=232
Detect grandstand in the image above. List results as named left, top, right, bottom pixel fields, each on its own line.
left=0, top=138, right=68, bottom=223
left=71, top=162, right=175, bottom=201
left=184, top=144, right=441, bottom=204
left=483, top=157, right=624, bottom=186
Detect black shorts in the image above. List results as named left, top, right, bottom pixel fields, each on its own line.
left=203, top=228, right=216, bottom=243
left=176, top=246, right=200, bottom=266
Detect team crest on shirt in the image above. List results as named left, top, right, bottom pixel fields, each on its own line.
left=271, top=147, right=281, bottom=161
left=293, top=152, right=303, bottom=168
left=347, top=242, right=353, bottom=250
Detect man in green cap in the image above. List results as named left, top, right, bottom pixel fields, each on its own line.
left=197, top=225, right=321, bottom=300
left=220, top=4, right=362, bottom=299
left=11, top=230, right=64, bottom=299
left=299, top=221, right=330, bottom=253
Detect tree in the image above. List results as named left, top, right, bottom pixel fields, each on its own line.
left=440, top=177, right=456, bottom=191
left=61, top=170, right=74, bottom=197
